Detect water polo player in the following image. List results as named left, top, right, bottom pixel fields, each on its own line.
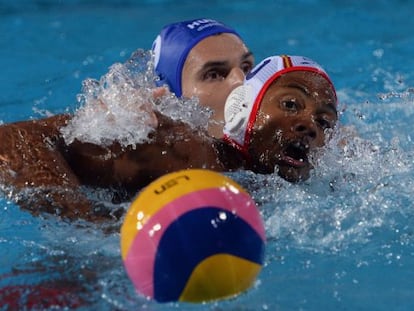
left=153, top=18, right=254, bottom=138
left=223, top=55, right=338, bottom=182
left=0, top=18, right=253, bottom=221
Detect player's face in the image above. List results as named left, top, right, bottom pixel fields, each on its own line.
left=181, top=33, right=254, bottom=138
left=249, top=71, right=338, bottom=182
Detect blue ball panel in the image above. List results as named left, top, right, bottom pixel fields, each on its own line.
left=153, top=207, right=265, bottom=302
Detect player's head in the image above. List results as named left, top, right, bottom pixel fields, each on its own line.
left=224, top=55, right=338, bottom=182
left=153, top=18, right=254, bottom=138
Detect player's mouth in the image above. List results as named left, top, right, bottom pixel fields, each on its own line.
left=278, top=140, right=310, bottom=168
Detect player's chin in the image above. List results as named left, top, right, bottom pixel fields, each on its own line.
left=277, top=163, right=312, bottom=183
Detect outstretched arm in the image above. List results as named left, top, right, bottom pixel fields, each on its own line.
left=0, top=112, right=242, bottom=222
left=65, top=112, right=228, bottom=195
left=0, top=115, right=112, bottom=221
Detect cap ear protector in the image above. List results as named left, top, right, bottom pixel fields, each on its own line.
left=152, top=18, right=241, bottom=97
left=223, top=55, right=337, bottom=155
left=224, top=84, right=255, bottom=148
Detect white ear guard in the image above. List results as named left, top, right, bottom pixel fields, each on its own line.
left=223, top=55, right=336, bottom=154
left=223, top=84, right=255, bottom=148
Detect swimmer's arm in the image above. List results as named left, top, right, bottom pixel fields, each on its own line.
left=115, top=127, right=225, bottom=191
left=66, top=112, right=229, bottom=193
left=0, top=115, right=110, bottom=221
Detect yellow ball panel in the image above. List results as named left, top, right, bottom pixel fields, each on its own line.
left=179, top=254, right=262, bottom=303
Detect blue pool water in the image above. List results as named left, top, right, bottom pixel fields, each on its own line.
left=1, top=0, right=414, bottom=310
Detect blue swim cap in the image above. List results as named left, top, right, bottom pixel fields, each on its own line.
left=152, top=18, right=240, bottom=97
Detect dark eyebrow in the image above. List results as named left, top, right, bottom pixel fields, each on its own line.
left=199, top=51, right=254, bottom=73
left=287, top=82, right=337, bottom=115
left=200, top=60, right=229, bottom=72
left=287, top=82, right=310, bottom=95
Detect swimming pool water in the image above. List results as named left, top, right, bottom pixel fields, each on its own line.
left=1, top=0, right=414, bottom=310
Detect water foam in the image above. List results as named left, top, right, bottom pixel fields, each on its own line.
left=61, top=49, right=212, bottom=148
left=231, top=91, right=414, bottom=255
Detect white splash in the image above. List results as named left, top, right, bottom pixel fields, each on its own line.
left=61, top=49, right=212, bottom=148
left=229, top=91, right=414, bottom=255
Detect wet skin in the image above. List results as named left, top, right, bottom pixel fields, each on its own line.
left=248, top=71, right=338, bottom=182
left=181, top=33, right=254, bottom=138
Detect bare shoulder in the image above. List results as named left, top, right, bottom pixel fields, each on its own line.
left=0, top=114, right=102, bottom=220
